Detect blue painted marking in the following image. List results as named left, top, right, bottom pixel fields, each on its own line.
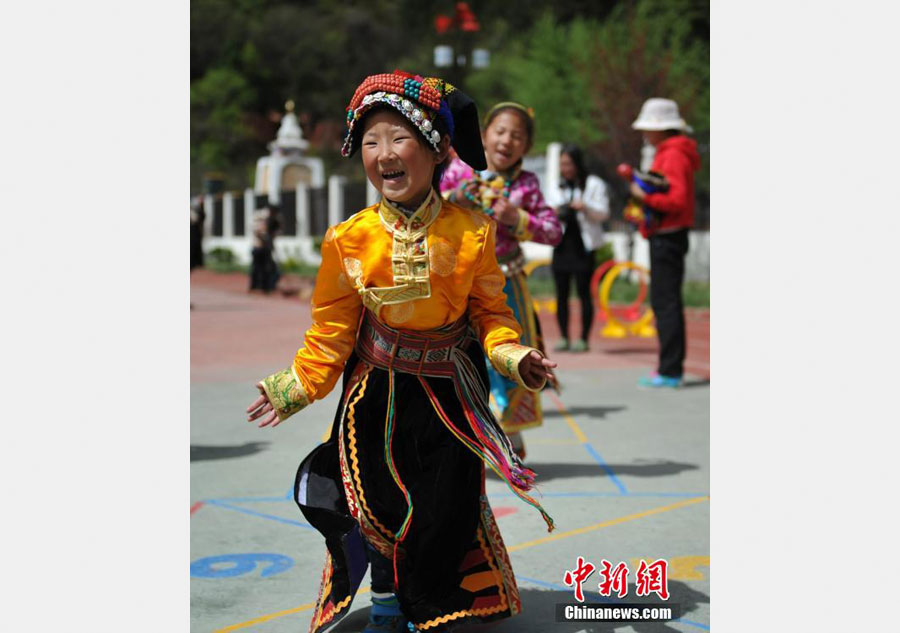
left=516, top=575, right=709, bottom=630
left=205, top=499, right=315, bottom=529
left=191, top=553, right=293, bottom=578
left=582, top=442, right=628, bottom=495
left=285, top=487, right=294, bottom=500
left=676, top=619, right=710, bottom=630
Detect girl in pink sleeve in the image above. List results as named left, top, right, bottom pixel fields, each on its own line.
left=440, top=102, right=562, bottom=460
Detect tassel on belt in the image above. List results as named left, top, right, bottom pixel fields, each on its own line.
left=354, top=309, right=554, bottom=541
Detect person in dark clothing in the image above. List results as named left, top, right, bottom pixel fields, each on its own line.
left=190, top=198, right=205, bottom=271
left=547, top=144, right=610, bottom=352
left=249, top=203, right=281, bottom=293
left=629, top=99, right=701, bottom=388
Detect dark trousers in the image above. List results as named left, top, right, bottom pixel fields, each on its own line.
left=649, top=229, right=689, bottom=377
left=250, top=247, right=278, bottom=292
left=553, top=267, right=594, bottom=342
left=368, top=544, right=395, bottom=594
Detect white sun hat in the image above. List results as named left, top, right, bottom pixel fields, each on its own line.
left=632, top=98, right=689, bottom=132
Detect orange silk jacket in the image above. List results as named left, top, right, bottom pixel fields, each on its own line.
left=260, top=188, right=541, bottom=421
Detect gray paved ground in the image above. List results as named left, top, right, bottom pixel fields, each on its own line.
left=191, top=364, right=709, bottom=633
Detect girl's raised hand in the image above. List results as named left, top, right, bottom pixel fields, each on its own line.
left=247, top=384, right=281, bottom=428
left=518, top=350, right=558, bottom=390
left=492, top=197, right=520, bottom=227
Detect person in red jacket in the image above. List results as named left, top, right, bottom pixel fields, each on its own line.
left=628, top=98, right=701, bottom=388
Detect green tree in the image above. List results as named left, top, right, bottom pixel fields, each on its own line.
left=190, top=67, right=257, bottom=174
left=462, top=1, right=709, bottom=204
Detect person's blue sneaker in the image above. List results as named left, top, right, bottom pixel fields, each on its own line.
left=362, top=613, right=410, bottom=633
left=638, top=373, right=682, bottom=389
left=363, top=595, right=409, bottom=633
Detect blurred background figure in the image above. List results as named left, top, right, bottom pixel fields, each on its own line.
left=629, top=98, right=700, bottom=388
left=190, top=197, right=205, bottom=311
left=548, top=144, right=609, bottom=352
left=249, top=202, right=281, bottom=294
left=190, top=197, right=205, bottom=273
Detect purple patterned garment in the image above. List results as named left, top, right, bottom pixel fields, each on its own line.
left=441, top=157, right=562, bottom=260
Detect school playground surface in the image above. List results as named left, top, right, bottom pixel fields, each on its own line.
left=191, top=271, right=710, bottom=633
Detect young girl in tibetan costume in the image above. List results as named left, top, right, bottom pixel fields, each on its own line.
left=246, top=72, right=556, bottom=633
left=440, top=102, right=562, bottom=460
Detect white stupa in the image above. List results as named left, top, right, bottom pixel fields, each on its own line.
left=254, top=100, right=324, bottom=203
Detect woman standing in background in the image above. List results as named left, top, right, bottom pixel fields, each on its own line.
left=547, top=144, right=609, bottom=352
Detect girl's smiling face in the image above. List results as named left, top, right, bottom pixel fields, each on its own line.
left=482, top=110, right=531, bottom=173
left=361, top=108, right=448, bottom=208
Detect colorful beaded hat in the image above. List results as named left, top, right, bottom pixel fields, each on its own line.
left=342, top=70, right=487, bottom=171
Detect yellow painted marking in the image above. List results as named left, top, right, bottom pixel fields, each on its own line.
left=216, top=497, right=708, bottom=631
left=631, top=555, right=710, bottom=581
left=219, top=394, right=706, bottom=630
left=214, top=586, right=371, bottom=632
left=547, top=392, right=587, bottom=443
left=506, top=496, right=709, bottom=553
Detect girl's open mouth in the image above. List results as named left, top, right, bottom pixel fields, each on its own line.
left=382, top=170, right=405, bottom=181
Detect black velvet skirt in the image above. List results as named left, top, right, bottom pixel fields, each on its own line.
left=296, top=342, right=523, bottom=633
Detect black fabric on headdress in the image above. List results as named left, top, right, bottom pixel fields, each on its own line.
left=444, top=87, right=486, bottom=171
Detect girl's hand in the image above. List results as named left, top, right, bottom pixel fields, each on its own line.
left=247, top=384, right=281, bottom=428
left=492, top=197, right=520, bottom=227
left=570, top=199, right=585, bottom=211
left=518, top=350, right=558, bottom=390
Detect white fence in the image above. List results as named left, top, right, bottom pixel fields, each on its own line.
left=201, top=174, right=709, bottom=282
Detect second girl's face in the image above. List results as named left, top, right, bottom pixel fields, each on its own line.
left=482, top=110, right=530, bottom=172
left=361, top=109, right=444, bottom=207
left=559, top=152, right=577, bottom=182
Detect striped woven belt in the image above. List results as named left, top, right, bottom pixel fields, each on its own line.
left=354, top=309, right=474, bottom=377
left=497, top=249, right=525, bottom=278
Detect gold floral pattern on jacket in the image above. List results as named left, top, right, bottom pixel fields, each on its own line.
left=429, top=237, right=457, bottom=277
left=491, top=343, right=545, bottom=391
left=260, top=367, right=310, bottom=420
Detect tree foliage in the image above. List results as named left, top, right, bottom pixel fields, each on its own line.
left=190, top=0, right=709, bottom=200
left=465, top=0, right=709, bottom=199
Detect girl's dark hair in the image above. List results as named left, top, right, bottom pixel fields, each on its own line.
left=484, top=105, right=535, bottom=149
left=353, top=103, right=451, bottom=192
left=431, top=115, right=451, bottom=191
left=560, top=143, right=588, bottom=190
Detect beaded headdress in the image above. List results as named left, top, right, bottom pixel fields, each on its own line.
left=342, top=70, right=487, bottom=171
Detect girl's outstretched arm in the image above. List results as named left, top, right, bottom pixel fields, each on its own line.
left=247, top=225, right=363, bottom=427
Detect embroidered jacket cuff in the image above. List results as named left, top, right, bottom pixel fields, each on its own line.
left=490, top=343, right=546, bottom=392
left=511, top=208, right=533, bottom=241
left=260, top=367, right=310, bottom=422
